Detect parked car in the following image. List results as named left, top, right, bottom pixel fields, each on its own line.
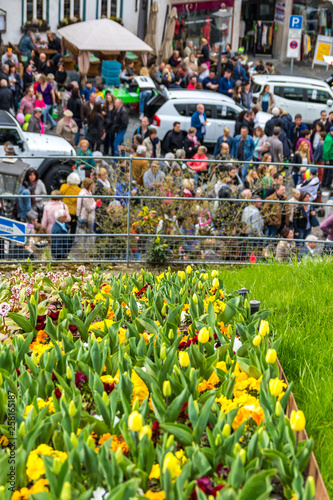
left=0, top=111, right=76, bottom=192
left=252, top=75, right=333, bottom=124
left=145, top=89, right=271, bottom=146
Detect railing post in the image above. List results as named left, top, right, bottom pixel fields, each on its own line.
left=126, top=154, right=133, bottom=267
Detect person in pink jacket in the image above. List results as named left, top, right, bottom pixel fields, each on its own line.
left=41, top=190, right=71, bottom=234
left=187, top=146, right=209, bottom=172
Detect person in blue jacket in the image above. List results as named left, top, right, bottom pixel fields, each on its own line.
left=191, top=104, right=207, bottom=142
left=218, top=69, right=235, bottom=96
left=233, top=59, right=249, bottom=82
left=51, top=210, right=72, bottom=260
left=231, top=126, right=255, bottom=180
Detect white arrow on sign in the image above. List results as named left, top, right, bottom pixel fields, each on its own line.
left=12, top=224, right=26, bottom=236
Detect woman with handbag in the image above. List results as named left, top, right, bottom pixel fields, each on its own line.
left=75, top=178, right=96, bottom=255
left=293, top=191, right=319, bottom=245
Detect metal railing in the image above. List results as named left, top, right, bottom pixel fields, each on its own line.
left=0, top=154, right=331, bottom=264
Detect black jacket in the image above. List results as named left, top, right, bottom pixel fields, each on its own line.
left=48, top=37, right=61, bottom=52
left=264, top=117, right=284, bottom=137
left=235, top=118, right=254, bottom=137
left=163, top=130, right=184, bottom=153
left=294, top=205, right=315, bottom=232
left=184, top=137, right=197, bottom=158
left=87, top=113, right=104, bottom=142
left=133, top=126, right=150, bottom=140
left=67, top=97, right=82, bottom=121
left=23, top=71, right=33, bottom=90
left=113, top=106, right=129, bottom=132
left=0, top=87, right=13, bottom=111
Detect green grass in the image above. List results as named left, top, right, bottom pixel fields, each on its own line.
left=220, top=260, right=333, bottom=498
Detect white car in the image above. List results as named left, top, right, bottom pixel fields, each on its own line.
left=0, top=111, right=76, bottom=192
left=252, top=74, right=333, bottom=124
left=146, top=89, right=271, bottom=145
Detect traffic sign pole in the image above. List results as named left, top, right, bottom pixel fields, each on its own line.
left=291, top=58, right=294, bottom=75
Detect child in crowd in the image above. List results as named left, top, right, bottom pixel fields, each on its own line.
left=34, top=92, right=46, bottom=110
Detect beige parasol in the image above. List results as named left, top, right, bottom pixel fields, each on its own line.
left=158, top=7, right=178, bottom=64
left=144, top=1, right=159, bottom=56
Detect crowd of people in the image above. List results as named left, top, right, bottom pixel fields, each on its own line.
left=1, top=33, right=333, bottom=262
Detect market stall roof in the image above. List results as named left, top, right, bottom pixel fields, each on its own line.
left=57, top=19, right=153, bottom=53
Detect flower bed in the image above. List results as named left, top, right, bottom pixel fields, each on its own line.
left=0, top=266, right=320, bottom=499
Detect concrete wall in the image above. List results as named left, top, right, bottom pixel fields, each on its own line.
left=272, top=0, right=294, bottom=62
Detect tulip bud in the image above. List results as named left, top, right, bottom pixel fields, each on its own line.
left=215, top=434, right=222, bottom=447
left=253, top=335, right=262, bottom=346
left=222, top=423, right=231, bottom=438
left=68, top=401, right=77, bottom=418
left=0, top=373, right=3, bottom=386
left=53, top=457, right=62, bottom=475
left=128, top=410, right=143, bottom=432
left=166, top=434, right=174, bottom=448
left=31, top=353, right=38, bottom=366
left=168, top=329, right=174, bottom=341
left=203, top=273, right=208, bottom=280
left=193, top=293, right=198, bottom=305
left=139, top=425, right=152, bottom=441
left=226, top=354, right=232, bottom=366
left=91, top=332, right=96, bottom=342
left=178, top=271, right=185, bottom=281
left=115, top=447, right=123, bottom=463
left=60, top=482, right=71, bottom=500
left=70, top=432, right=78, bottom=448
left=211, top=270, right=218, bottom=278
left=198, top=327, right=209, bottom=344
left=173, top=364, right=181, bottom=377
left=212, top=278, right=219, bottom=289
left=193, top=400, right=199, bottom=413
left=227, top=324, right=233, bottom=337
left=244, top=298, right=250, bottom=310
left=306, top=476, right=316, bottom=497
left=18, top=421, right=26, bottom=439
left=102, top=391, right=109, bottom=406
left=163, top=380, right=172, bottom=398
left=189, top=367, right=195, bottom=382
left=186, top=265, right=192, bottom=274
left=239, top=449, right=246, bottom=464
left=198, top=280, right=203, bottom=290
left=259, top=320, right=269, bottom=337
left=66, top=366, right=72, bottom=380
left=161, top=303, right=167, bottom=316
left=160, top=343, right=166, bottom=361
left=275, top=401, right=283, bottom=417
left=218, top=409, right=225, bottom=421
left=132, top=397, right=140, bottom=411
left=163, top=452, right=178, bottom=478
left=238, top=313, right=245, bottom=323
left=233, top=442, right=241, bottom=456
left=87, top=435, right=95, bottom=450
left=266, top=349, right=277, bottom=364
left=290, top=410, right=306, bottom=432
left=67, top=330, right=73, bottom=342
left=269, top=378, right=284, bottom=397
left=179, top=351, right=190, bottom=368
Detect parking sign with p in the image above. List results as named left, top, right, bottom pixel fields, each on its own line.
left=289, top=16, right=303, bottom=30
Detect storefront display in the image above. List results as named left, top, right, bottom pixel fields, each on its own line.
left=293, top=0, right=333, bottom=60
left=171, top=1, right=234, bottom=50
left=241, top=0, right=276, bottom=55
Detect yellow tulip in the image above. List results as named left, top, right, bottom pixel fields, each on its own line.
left=222, top=423, right=231, bottom=438
left=275, top=401, right=283, bottom=417
left=139, top=425, right=152, bottom=441
left=68, top=401, right=77, bottom=418
left=266, top=349, right=277, bottom=364
left=186, top=265, right=192, bottom=274
left=178, top=271, right=186, bottom=281
left=290, top=410, right=306, bottom=432
left=307, top=476, right=316, bottom=497
left=253, top=335, right=262, bottom=346
left=211, top=270, right=219, bottom=278
left=163, top=380, right=172, bottom=398
left=179, top=351, right=190, bottom=368
left=193, top=293, right=198, bottom=304
left=163, top=452, right=178, bottom=478
left=259, top=320, right=269, bottom=337
left=160, top=343, right=166, bottom=361
left=269, top=378, right=284, bottom=396
left=198, top=327, right=209, bottom=343
left=212, top=278, right=219, bottom=289
left=128, top=410, right=143, bottom=432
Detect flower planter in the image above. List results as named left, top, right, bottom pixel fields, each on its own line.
left=277, top=359, right=329, bottom=500
left=21, top=23, right=50, bottom=33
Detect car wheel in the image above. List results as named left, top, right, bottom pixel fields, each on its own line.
left=42, top=163, right=73, bottom=193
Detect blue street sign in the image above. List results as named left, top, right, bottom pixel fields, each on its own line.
left=289, top=16, right=303, bottom=30
left=0, top=217, right=26, bottom=244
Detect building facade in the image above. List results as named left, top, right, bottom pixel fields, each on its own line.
left=1, top=0, right=332, bottom=63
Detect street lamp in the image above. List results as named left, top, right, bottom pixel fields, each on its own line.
left=213, top=5, right=233, bottom=80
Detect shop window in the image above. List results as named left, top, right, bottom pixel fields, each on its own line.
left=100, top=0, right=117, bottom=18
left=306, top=89, right=331, bottom=104
left=174, top=104, right=187, bottom=116
left=64, top=0, right=70, bottom=18
left=63, top=0, right=81, bottom=19
left=281, top=87, right=304, bottom=101
left=74, top=0, right=80, bottom=18
left=216, top=105, right=238, bottom=120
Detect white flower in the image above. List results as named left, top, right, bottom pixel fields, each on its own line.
left=91, top=487, right=107, bottom=500
left=233, top=338, right=243, bottom=353
left=181, top=311, right=187, bottom=322
left=114, top=416, right=120, bottom=425
left=93, top=414, right=103, bottom=421
left=0, top=302, right=10, bottom=317
left=83, top=342, right=89, bottom=348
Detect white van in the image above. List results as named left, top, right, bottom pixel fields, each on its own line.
left=252, top=75, right=333, bottom=124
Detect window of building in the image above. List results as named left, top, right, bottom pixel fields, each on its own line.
left=100, top=0, right=117, bottom=18
left=74, top=0, right=80, bottom=18
left=63, top=0, right=81, bottom=19
left=26, top=0, right=44, bottom=21
left=64, top=0, right=70, bottom=18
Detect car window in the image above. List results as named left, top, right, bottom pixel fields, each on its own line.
left=0, top=129, right=21, bottom=146
left=252, top=84, right=261, bottom=93
left=187, top=103, right=215, bottom=118
left=274, top=86, right=284, bottom=97
left=306, top=89, right=331, bottom=104
left=216, top=105, right=238, bottom=120
left=281, top=87, right=304, bottom=101
left=174, top=104, right=187, bottom=116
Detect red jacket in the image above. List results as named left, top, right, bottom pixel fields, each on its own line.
left=188, top=153, right=209, bottom=171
